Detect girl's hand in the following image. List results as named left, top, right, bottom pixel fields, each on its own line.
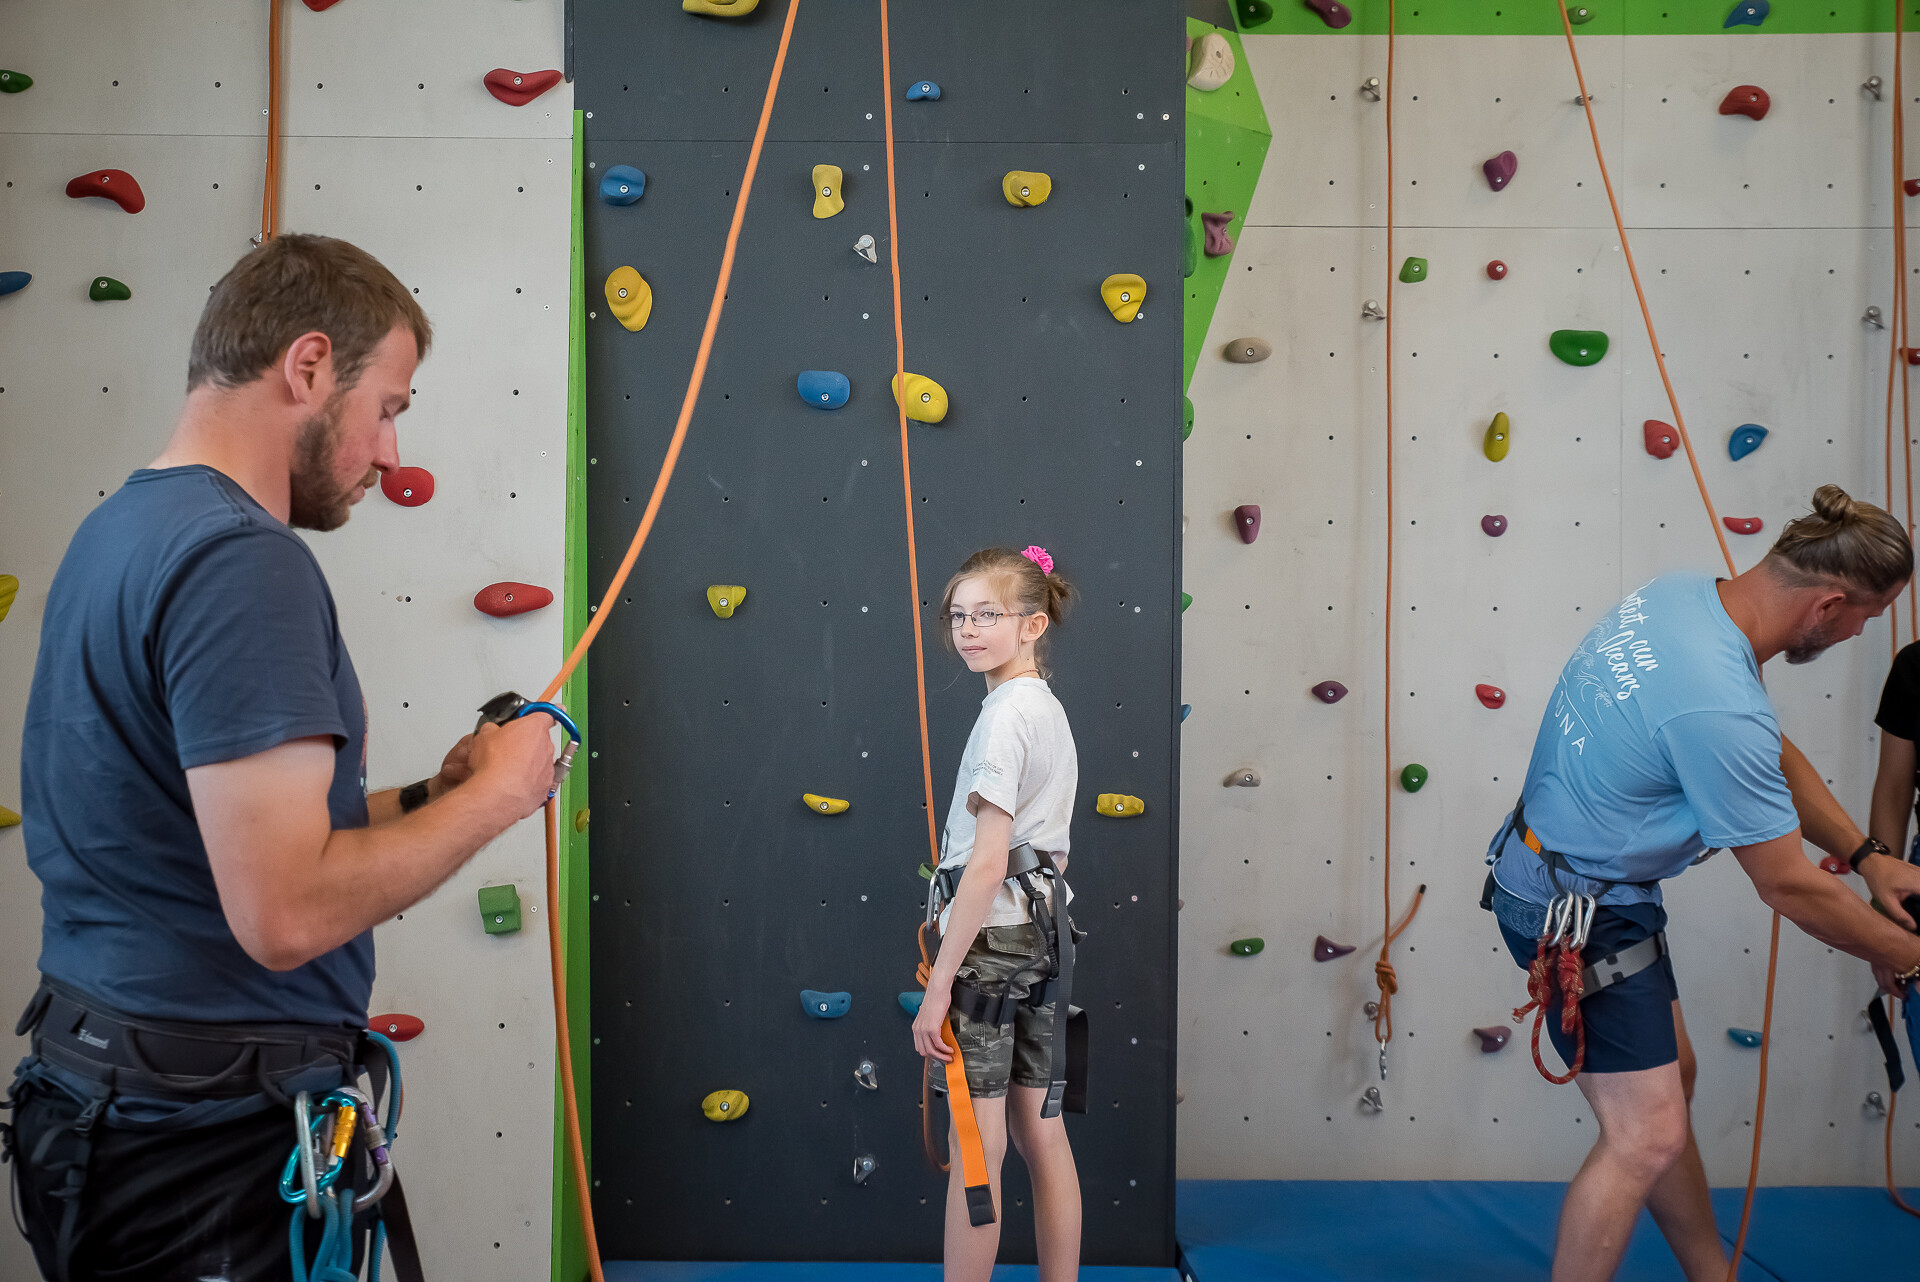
left=913, top=987, right=954, bottom=1062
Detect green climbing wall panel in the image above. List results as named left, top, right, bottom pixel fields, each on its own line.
left=1231, top=0, right=1914, bottom=36
left=1185, top=19, right=1271, bottom=391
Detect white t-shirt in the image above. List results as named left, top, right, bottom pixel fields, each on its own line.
left=936, top=677, right=1079, bottom=929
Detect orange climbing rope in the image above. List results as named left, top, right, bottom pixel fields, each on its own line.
left=260, top=0, right=284, bottom=244
left=1371, top=0, right=1424, bottom=1074
left=1889, top=0, right=1918, bottom=658
left=532, top=4, right=802, bottom=1277
left=1551, top=7, right=1785, bottom=1276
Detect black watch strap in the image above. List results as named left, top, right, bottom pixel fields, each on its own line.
left=1849, top=837, right=1891, bottom=874
left=399, top=779, right=432, bottom=814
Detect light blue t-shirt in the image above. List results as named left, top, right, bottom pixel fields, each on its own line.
left=1487, top=572, right=1798, bottom=907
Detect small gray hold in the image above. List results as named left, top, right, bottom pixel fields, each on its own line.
left=852, top=1154, right=877, bottom=1184
left=1223, top=768, right=1261, bottom=788
left=853, top=234, right=877, bottom=264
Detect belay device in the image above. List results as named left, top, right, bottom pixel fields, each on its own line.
left=916, top=842, right=1087, bottom=1226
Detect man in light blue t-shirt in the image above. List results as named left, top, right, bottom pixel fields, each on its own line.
left=1485, top=487, right=1920, bottom=1282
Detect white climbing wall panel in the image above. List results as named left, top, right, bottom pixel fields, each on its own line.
left=1180, top=32, right=1920, bottom=1185
left=0, top=3, right=571, bottom=1278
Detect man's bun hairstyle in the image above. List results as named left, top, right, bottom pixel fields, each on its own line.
left=1765, top=484, right=1912, bottom=597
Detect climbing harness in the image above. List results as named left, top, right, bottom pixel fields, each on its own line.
left=277, top=1033, right=407, bottom=1282
left=914, top=844, right=1087, bottom=1225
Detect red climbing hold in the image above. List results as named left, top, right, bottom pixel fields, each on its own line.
left=1482, top=151, right=1517, bottom=192
left=1906, top=347, right=1920, bottom=366
left=1473, top=1026, right=1511, bottom=1053
left=1314, top=935, right=1356, bottom=962
left=1486, top=260, right=1508, bottom=281
left=474, top=582, right=553, bottom=616
left=380, top=466, right=435, bottom=507
left=1311, top=680, right=1348, bottom=704
left=65, top=169, right=145, bottom=214
left=368, top=1013, right=425, bottom=1042
left=1643, top=420, right=1677, bottom=459
left=1906, top=178, right=1920, bottom=197
left=484, top=68, right=563, bottom=107
left=1234, top=504, right=1261, bottom=544
left=303, top=0, right=345, bottom=9
left=1717, top=85, right=1770, bottom=121
left=1481, top=514, right=1508, bottom=537
left=1475, top=684, right=1506, bottom=710
left=1722, top=516, right=1764, bottom=535
left=1819, top=854, right=1849, bottom=875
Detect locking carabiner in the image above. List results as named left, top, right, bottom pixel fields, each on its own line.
left=476, top=692, right=583, bottom=798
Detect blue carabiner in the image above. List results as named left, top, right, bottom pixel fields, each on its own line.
left=513, top=701, right=581, bottom=798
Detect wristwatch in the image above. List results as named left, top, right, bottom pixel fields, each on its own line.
left=399, top=779, right=432, bottom=814
left=1849, top=836, right=1892, bottom=874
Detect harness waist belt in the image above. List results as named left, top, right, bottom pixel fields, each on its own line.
left=22, top=980, right=359, bottom=1102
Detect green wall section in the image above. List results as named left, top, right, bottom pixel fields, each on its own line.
left=553, top=109, right=594, bottom=1282
left=1230, top=0, right=1920, bottom=36
left=1185, top=20, right=1272, bottom=390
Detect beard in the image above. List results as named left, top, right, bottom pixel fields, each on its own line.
left=1784, top=619, right=1848, bottom=665
left=286, top=389, right=374, bottom=531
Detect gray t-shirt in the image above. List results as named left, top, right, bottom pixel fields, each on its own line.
left=937, top=677, right=1078, bottom=928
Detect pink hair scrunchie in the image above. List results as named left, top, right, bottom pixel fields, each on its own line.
left=1020, top=545, right=1054, bottom=576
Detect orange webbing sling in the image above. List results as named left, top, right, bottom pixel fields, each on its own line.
left=917, top=922, right=996, bottom=1226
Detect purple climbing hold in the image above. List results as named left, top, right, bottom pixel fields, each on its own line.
left=1481, top=514, right=1508, bottom=537
left=1303, top=0, right=1353, bottom=28
left=1202, top=211, right=1236, bottom=257
left=1311, top=680, right=1348, bottom=704
left=1474, top=1026, right=1512, bottom=1053
left=1234, top=504, right=1261, bottom=543
left=1482, top=151, right=1517, bottom=192
left=1314, top=935, right=1356, bottom=962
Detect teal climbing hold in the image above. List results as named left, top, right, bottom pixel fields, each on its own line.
left=1728, top=424, right=1767, bottom=461
left=1549, top=330, right=1609, bottom=366
left=599, top=164, right=646, bottom=205
left=905, top=80, right=941, bottom=101
left=1399, top=257, right=1428, bottom=283
left=88, top=276, right=130, bottom=302
left=801, top=989, right=852, bottom=1019
left=1724, top=0, right=1768, bottom=26
left=1727, top=1027, right=1762, bottom=1048
left=0, top=70, right=30, bottom=94
left=477, top=884, right=522, bottom=935
left=0, top=271, right=29, bottom=297
left=1181, top=592, right=1192, bottom=612
left=1183, top=396, right=1194, bottom=442
left=1400, top=763, right=1429, bottom=792
left=796, top=370, right=850, bottom=409
left=1181, top=704, right=1191, bottom=721
left=1237, top=0, right=1275, bottom=26
left=898, top=991, right=924, bottom=1015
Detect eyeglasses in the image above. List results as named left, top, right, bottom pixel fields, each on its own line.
left=945, top=609, right=1036, bottom=630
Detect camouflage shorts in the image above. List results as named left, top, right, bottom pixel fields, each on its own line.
left=926, top=922, right=1054, bottom=1100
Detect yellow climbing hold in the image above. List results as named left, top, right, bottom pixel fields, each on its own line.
left=573, top=808, right=591, bottom=833
left=0, top=805, right=18, bottom=828
left=891, top=372, right=949, bottom=423
left=1096, top=793, right=1145, bottom=818
left=0, top=574, right=15, bottom=623
left=1002, top=171, right=1052, bottom=207
left=702, top=1089, right=750, bottom=1121
left=1101, top=273, right=1146, bottom=323
left=707, top=585, right=747, bottom=618
left=683, top=0, right=758, bottom=14
left=1483, top=412, right=1510, bottom=462
left=603, top=266, right=652, bottom=332
left=812, top=164, right=844, bottom=219
left=802, top=793, right=850, bottom=815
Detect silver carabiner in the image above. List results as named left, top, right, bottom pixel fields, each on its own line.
left=1569, top=895, right=1598, bottom=952
left=293, top=1091, right=324, bottom=1220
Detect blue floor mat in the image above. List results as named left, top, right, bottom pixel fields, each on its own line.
left=1175, top=1180, right=1920, bottom=1282
left=605, top=1265, right=1181, bottom=1281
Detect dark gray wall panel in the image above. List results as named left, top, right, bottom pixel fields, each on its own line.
left=578, top=0, right=1183, bottom=1264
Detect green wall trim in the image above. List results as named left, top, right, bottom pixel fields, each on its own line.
left=1185, top=21, right=1272, bottom=390
left=1231, top=0, right=1919, bottom=37
left=553, top=107, right=593, bottom=1282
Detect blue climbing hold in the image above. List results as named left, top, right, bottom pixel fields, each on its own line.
left=905, top=80, right=941, bottom=101
left=1728, top=424, right=1768, bottom=461
left=796, top=369, right=850, bottom=410
left=599, top=164, right=646, bottom=206
left=898, top=991, right=924, bottom=1016
left=1727, top=1027, right=1763, bottom=1048
left=801, top=990, right=852, bottom=1019
left=0, top=271, right=29, bottom=297
left=1181, top=704, right=1191, bottom=721
left=1724, top=0, right=1768, bottom=26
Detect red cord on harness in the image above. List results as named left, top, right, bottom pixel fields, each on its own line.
left=1513, top=934, right=1586, bottom=1085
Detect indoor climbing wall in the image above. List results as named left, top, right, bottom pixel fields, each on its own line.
left=1180, top=17, right=1920, bottom=1187
left=0, top=4, right=573, bottom=1279
left=576, top=0, right=1183, bottom=1265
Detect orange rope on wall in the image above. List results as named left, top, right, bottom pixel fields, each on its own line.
left=260, top=0, right=283, bottom=244
left=1889, top=2, right=1917, bottom=655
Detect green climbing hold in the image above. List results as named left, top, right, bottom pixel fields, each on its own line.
left=477, top=883, right=521, bottom=935
left=1229, top=937, right=1265, bottom=956
left=1183, top=396, right=1194, bottom=442
left=1237, top=0, right=1275, bottom=27
left=1399, top=257, right=1428, bottom=283
left=1549, top=329, right=1610, bottom=366
left=1400, top=763, right=1429, bottom=792
left=0, top=71, right=31, bottom=94
left=88, top=276, right=130, bottom=302
left=1181, top=592, right=1192, bottom=612
left=1569, top=5, right=1595, bottom=22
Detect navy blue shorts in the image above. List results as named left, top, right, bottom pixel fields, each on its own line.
left=1493, top=884, right=1679, bottom=1074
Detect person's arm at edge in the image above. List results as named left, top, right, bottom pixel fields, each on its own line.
left=189, top=717, right=557, bottom=971
left=1734, top=828, right=1920, bottom=981
left=912, top=799, right=1013, bottom=1064
left=1869, top=731, right=1916, bottom=860
left=1781, top=733, right=1920, bottom=930
left=365, top=734, right=474, bottom=826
